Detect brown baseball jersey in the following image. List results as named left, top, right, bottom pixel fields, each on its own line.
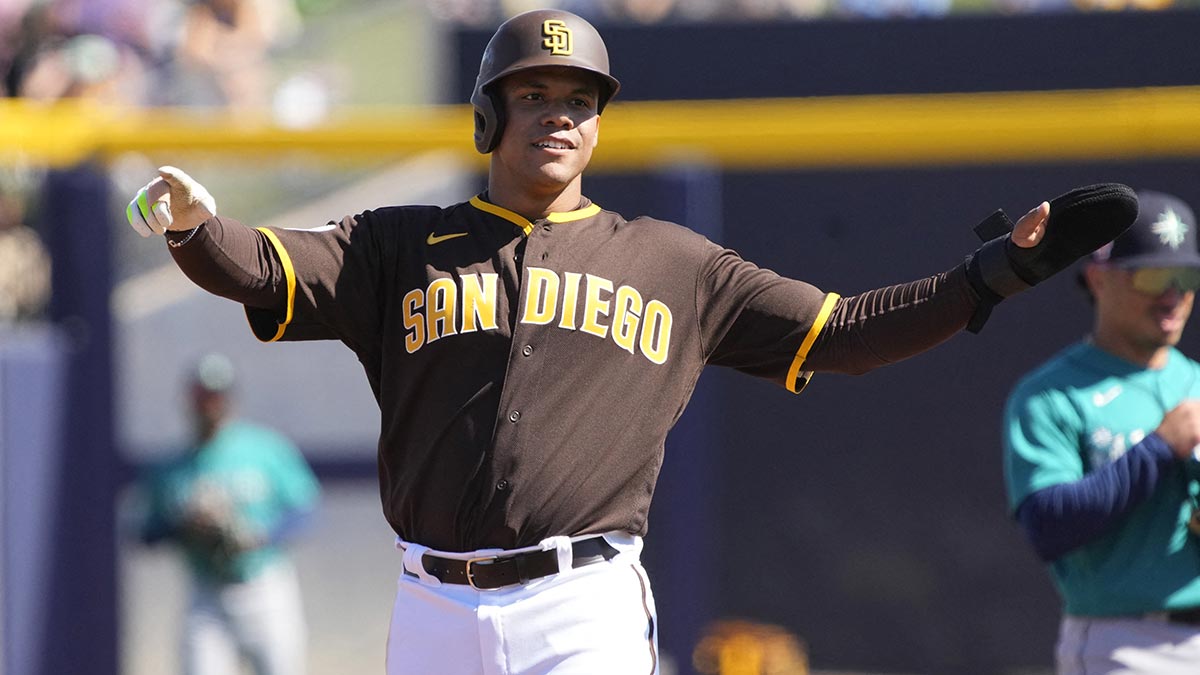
left=168, top=194, right=978, bottom=552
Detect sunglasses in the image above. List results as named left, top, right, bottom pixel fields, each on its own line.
left=1129, top=266, right=1200, bottom=294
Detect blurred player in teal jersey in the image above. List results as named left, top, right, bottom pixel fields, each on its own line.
left=138, top=353, right=321, bottom=675
left=1004, top=191, right=1200, bottom=674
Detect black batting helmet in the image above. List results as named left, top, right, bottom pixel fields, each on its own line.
left=471, top=9, right=620, bottom=154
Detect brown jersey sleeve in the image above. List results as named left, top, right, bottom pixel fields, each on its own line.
left=696, top=238, right=981, bottom=392
left=697, top=245, right=833, bottom=391
left=167, top=212, right=388, bottom=350
left=166, top=217, right=288, bottom=310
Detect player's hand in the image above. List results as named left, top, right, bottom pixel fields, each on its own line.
left=224, top=521, right=266, bottom=554
left=1154, top=400, right=1200, bottom=461
left=1010, top=202, right=1049, bottom=249
left=975, top=183, right=1137, bottom=295
left=125, top=165, right=216, bottom=237
left=964, top=184, right=1137, bottom=333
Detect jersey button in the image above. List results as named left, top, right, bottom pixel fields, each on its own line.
left=522, top=345, right=533, bottom=357
left=496, top=479, right=511, bottom=492
left=543, top=224, right=553, bottom=232
left=508, top=410, right=521, bottom=423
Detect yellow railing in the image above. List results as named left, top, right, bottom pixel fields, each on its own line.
left=5, top=85, right=1200, bottom=170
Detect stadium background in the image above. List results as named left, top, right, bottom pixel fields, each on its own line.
left=3, top=1, right=1200, bottom=674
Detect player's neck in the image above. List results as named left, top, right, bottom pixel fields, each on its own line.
left=195, top=417, right=228, bottom=443
left=1090, top=330, right=1170, bottom=370
left=486, top=177, right=584, bottom=222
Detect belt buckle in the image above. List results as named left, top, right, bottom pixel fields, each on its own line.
left=465, top=555, right=501, bottom=591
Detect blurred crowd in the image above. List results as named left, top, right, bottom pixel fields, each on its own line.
left=0, top=0, right=1191, bottom=105
left=1, top=0, right=1192, bottom=107
left=425, top=0, right=1192, bottom=25
left=0, top=0, right=308, bottom=326
left=0, top=0, right=303, bottom=107
left=0, top=164, right=50, bottom=324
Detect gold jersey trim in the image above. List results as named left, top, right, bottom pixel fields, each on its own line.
left=252, top=227, right=296, bottom=342
left=469, top=195, right=601, bottom=234
left=547, top=203, right=601, bottom=222
left=786, top=292, right=840, bottom=394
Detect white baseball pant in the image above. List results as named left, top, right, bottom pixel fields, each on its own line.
left=388, top=532, right=658, bottom=675
left=182, top=560, right=307, bottom=675
left=1057, top=614, right=1200, bottom=674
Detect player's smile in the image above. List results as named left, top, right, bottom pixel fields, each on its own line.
left=532, top=137, right=576, bottom=151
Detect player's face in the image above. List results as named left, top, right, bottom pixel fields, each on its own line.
left=1089, top=264, right=1196, bottom=357
left=491, top=67, right=601, bottom=198
left=190, top=386, right=229, bottom=434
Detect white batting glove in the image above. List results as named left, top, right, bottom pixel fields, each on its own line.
left=125, top=165, right=216, bottom=237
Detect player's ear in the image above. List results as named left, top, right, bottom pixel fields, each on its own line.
left=1082, top=262, right=1106, bottom=297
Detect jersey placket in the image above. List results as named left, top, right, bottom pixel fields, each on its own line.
left=486, top=218, right=560, bottom=523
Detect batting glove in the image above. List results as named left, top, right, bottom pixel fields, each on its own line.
left=126, top=166, right=216, bottom=237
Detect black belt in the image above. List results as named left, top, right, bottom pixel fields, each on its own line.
left=412, top=537, right=619, bottom=590
left=1167, top=607, right=1200, bottom=625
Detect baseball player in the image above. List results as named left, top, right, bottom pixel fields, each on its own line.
left=1003, top=191, right=1200, bottom=674
left=137, top=353, right=321, bottom=675
left=126, top=9, right=1138, bottom=675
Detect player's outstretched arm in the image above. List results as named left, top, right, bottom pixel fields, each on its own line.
left=803, top=185, right=1136, bottom=375
left=126, top=167, right=287, bottom=310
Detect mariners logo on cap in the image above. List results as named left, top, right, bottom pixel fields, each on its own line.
left=1152, top=208, right=1189, bottom=250
left=542, top=20, right=573, bottom=56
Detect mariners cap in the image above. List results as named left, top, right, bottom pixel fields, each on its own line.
left=190, top=353, right=237, bottom=393
left=1091, top=190, right=1200, bottom=269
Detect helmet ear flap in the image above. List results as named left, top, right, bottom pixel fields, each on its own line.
left=471, top=88, right=505, bottom=154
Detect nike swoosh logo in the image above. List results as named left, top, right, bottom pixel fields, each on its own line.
left=427, top=232, right=469, bottom=246
left=1093, top=385, right=1122, bottom=408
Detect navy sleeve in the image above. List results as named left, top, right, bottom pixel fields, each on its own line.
left=140, top=520, right=178, bottom=546
left=1015, top=433, right=1178, bottom=561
